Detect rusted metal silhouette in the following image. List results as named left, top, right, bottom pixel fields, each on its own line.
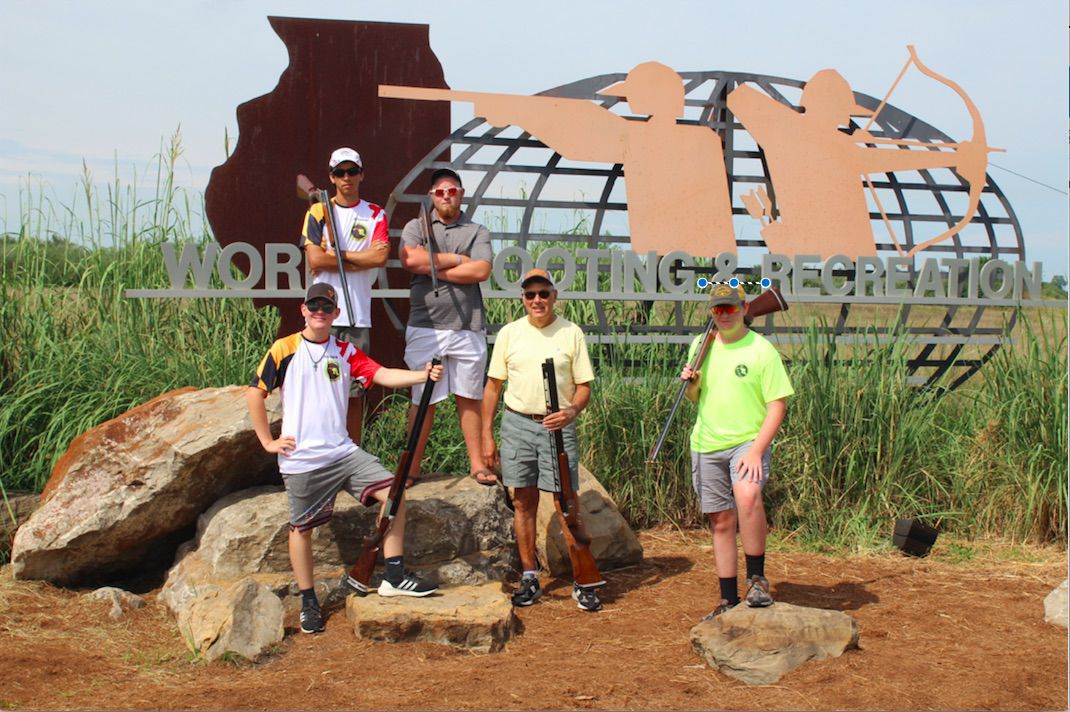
left=205, top=16, right=450, bottom=364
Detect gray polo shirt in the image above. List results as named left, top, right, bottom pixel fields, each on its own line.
left=401, top=212, right=493, bottom=331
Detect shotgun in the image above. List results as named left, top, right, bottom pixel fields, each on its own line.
left=646, top=287, right=788, bottom=462
left=419, top=199, right=441, bottom=296
left=542, top=358, right=605, bottom=588
left=346, top=356, right=441, bottom=592
left=296, top=174, right=356, bottom=323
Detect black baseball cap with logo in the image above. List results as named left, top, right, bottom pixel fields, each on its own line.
left=305, top=283, right=338, bottom=306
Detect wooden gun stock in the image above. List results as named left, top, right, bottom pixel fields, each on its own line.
left=647, top=287, right=788, bottom=462
left=744, top=287, right=788, bottom=322
left=347, top=359, right=440, bottom=590
left=542, top=358, right=605, bottom=588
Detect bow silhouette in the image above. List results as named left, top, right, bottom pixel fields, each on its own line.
left=860, top=46, right=998, bottom=258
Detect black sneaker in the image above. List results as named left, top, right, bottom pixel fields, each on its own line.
left=510, top=574, right=542, bottom=607
left=701, top=599, right=738, bottom=622
left=572, top=583, right=603, bottom=613
left=378, top=570, right=437, bottom=597
left=300, top=602, right=325, bottom=634
left=745, top=575, right=774, bottom=607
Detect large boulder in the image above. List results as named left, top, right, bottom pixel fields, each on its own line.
left=346, top=583, right=515, bottom=652
left=1043, top=579, right=1067, bottom=628
left=536, top=465, right=644, bottom=577
left=690, top=602, right=860, bottom=685
left=11, top=387, right=281, bottom=585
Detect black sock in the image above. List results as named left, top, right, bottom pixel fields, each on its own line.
left=385, top=556, right=404, bottom=584
left=745, top=553, right=765, bottom=580
left=719, top=577, right=739, bottom=605
left=300, top=587, right=318, bottom=608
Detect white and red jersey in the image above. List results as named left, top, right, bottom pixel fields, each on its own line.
left=301, top=198, right=388, bottom=328
left=251, top=332, right=381, bottom=474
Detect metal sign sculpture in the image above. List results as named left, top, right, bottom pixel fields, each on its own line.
left=127, top=19, right=1058, bottom=389
left=377, top=53, right=1039, bottom=387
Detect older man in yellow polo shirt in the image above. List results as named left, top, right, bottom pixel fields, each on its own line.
left=481, top=269, right=602, bottom=612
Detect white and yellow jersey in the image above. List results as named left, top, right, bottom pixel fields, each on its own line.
left=251, top=332, right=381, bottom=474
left=301, top=199, right=388, bottom=328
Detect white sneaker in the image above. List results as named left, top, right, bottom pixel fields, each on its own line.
left=378, top=571, right=437, bottom=597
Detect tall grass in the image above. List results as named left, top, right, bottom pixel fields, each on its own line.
left=0, top=135, right=277, bottom=495
left=770, top=323, right=960, bottom=548
left=947, top=314, right=1068, bottom=542
left=1, top=155, right=1065, bottom=552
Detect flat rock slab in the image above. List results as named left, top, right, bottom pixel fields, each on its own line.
left=346, top=583, right=515, bottom=653
left=690, top=602, right=860, bottom=685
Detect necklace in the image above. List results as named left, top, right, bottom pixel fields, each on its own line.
left=303, top=337, right=331, bottom=368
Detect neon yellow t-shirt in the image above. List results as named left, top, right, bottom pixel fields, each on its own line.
left=687, top=329, right=794, bottom=453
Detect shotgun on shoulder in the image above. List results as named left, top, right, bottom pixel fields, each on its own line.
left=542, top=357, right=605, bottom=588
left=296, top=174, right=356, bottom=322
left=647, top=287, right=788, bottom=463
left=347, top=356, right=442, bottom=592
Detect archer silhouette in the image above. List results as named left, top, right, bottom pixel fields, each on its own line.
left=728, top=54, right=991, bottom=259
left=381, top=62, right=735, bottom=257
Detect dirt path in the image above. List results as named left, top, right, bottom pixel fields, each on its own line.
left=1, top=529, right=1065, bottom=710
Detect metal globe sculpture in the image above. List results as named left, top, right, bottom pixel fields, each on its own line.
left=383, top=70, right=1024, bottom=388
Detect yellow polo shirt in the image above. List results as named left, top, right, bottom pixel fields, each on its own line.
left=488, top=315, right=594, bottom=414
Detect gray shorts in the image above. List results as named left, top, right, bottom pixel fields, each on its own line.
left=330, top=326, right=371, bottom=397
left=282, top=448, right=392, bottom=532
left=499, top=408, right=580, bottom=492
left=691, top=441, right=771, bottom=514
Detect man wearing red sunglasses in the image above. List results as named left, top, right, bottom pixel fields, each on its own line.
left=680, top=283, right=794, bottom=620
left=399, top=168, right=495, bottom=487
left=300, top=147, right=390, bottom=446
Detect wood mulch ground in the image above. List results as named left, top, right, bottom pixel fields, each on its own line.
left=0, top=528, right=1065, bottom=710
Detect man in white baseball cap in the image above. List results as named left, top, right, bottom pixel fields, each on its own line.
left=300, top=147, right=390, bottom=445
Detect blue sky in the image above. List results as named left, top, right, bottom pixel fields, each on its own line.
left=1, top=0, right=1066, bottom=274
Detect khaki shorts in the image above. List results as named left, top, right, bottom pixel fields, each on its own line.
left=499, top=408, right=580, bottom=492
left=283, top=448, right=392, bottom=532
left=404, top=326, right=487, bottom=404
left=691, top=441, right=770, bottom=514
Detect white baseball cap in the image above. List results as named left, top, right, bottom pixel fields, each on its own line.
left=328, top=147, right=363, bottom=170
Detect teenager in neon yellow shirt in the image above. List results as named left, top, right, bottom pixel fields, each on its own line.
left=681, top=284, right=794, bottom=618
